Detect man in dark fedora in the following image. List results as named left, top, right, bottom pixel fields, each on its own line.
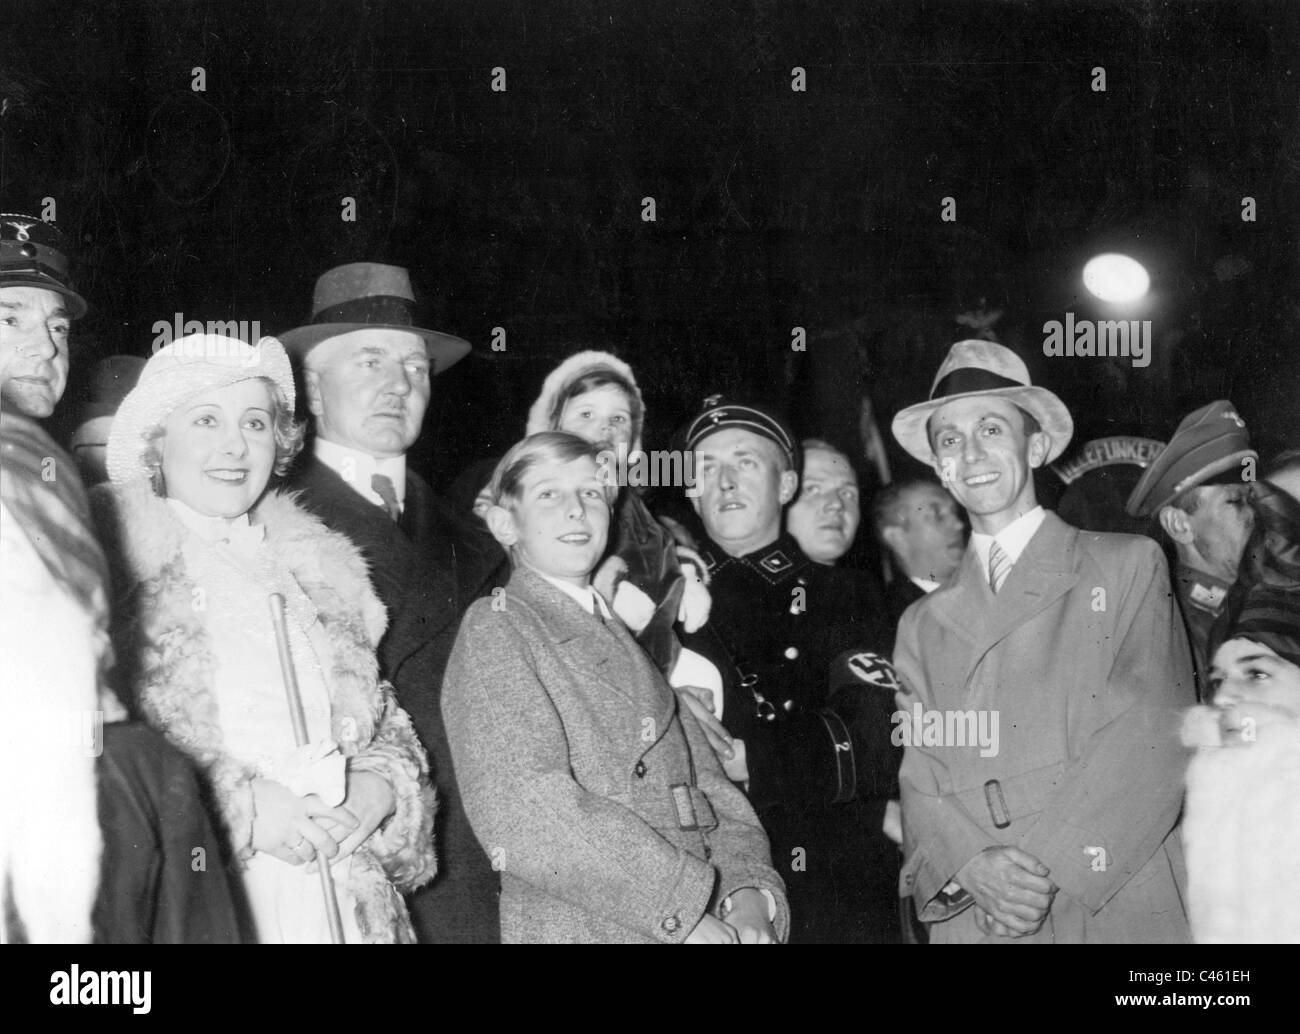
left=1125, top=400, right=1258, bottom=693
left=281, top=262, right=506, bottom=943
left=889, top=339, right=1193, bottom=943
left=1, top=213, right=86, bottom=419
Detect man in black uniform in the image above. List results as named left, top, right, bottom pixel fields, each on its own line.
left=1125, top=400, right=1257, bottom=695
left=678, top=395, right=901, bottom=943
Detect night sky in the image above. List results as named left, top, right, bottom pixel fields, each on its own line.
left=4, top=0, right=1298, bottom=489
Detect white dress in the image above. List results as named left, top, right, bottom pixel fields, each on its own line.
left=168, top=499, right=363, bottom=944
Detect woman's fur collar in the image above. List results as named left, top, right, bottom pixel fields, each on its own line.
left=91, top=480, right=390, bottom=851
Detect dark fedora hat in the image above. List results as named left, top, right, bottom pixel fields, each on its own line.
left=0, top=214, right=87, bottom=318
left=278, top=262, right=471, bottom=373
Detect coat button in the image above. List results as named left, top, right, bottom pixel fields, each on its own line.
left=634, top=761, right=647, bottom=778
left=661, top=914, right=681, bottom=933
left=783, top=699, right=794, bottom=712
left=783, top=646, right=799, bottom=660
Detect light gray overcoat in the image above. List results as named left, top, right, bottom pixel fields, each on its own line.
left=894, top=512, right=1194, bottom=943
left=442, top=566, right=789, bottom=943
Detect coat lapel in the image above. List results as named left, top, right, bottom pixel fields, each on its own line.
left=964, top=513, right=1080, bottom=683
left=924, top=547, right=986, bottom=648
left=511, top=568, right=654, bottom=711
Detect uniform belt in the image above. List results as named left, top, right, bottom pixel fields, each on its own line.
left=951, top=761, right=1065, bottom=832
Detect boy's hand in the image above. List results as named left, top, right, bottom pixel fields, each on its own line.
left=685, top=914, right=738, bottom=944
left=723, top=888, right=778, bottom=944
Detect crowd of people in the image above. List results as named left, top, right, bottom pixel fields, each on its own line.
left=2, top=213, right=1297, bottom=944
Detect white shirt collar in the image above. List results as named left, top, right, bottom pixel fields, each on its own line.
left=971, top=505, right=1045, bottom=581
left=535, top=569, right=613, bottom=620
left=911, top=576, right=941, bottom=594
left=166, top=498, right=265, bottom=555
left=313, top=438, right=407, bottom=513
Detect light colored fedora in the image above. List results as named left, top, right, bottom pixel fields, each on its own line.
left=277, top=262, right=470, bottom=373
left=107, top=334, right=295, bottom=486
left=891, top=339, right=1074, bottom=465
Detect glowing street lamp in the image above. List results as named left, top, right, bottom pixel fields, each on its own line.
left=1082, top=253, right=1150, bottom=304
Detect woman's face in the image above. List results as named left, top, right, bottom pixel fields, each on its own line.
left=489, top=455, right=610, bottom=588
left=1208, top=637, right=1300, bottom=731
left=557, top=384, right=634, bottom=450
left=161, top=378, right=277, bottom=518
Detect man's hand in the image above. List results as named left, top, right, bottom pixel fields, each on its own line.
left=954, top=846, right=1057, bottom=936
left=723, top=889, right=778, bottom=944
left=973, top=905, right=1017, bottom=938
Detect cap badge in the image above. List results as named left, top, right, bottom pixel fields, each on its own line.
left=4, top=220, right=36, bottom=242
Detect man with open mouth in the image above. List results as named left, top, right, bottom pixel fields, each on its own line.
left=889, top=339, right=1194, bottom=944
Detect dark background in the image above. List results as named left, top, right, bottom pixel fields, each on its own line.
left=4, top=0, right=1298, bottom=492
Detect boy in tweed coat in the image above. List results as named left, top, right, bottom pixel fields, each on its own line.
left=443, top=432, right=789, bottom=943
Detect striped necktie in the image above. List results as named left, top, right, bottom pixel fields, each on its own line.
left=371, top=473, right=402, bottom=522
left=988, top=539, right=1012, bottom=594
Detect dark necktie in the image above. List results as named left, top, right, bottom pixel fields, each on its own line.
left=371, top=473, right=402, bottom=522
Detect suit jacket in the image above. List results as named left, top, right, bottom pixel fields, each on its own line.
left=289, top=454, right=506, bottom=943
left=442, top=566, right=790, bottom=943
left=894, top=512, right=1194, bottom=943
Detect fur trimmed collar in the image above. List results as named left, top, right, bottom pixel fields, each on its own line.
left=92, top=480, right=391, bottom=854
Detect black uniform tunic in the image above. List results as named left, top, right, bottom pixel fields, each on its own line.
left=682, top=532, right=903, bottom=943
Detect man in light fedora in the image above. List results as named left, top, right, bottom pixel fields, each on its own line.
left=281, top=262, right=506, bottom=944
left=888, top=339, right=1194, bottom=943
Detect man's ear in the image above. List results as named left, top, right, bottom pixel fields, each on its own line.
left=1026, top=431, right=1051, bottom=470
left=303, top=366, right=325, bottom=419
left=1158, top=504, right=1194, bottom=545
left=880, top=524, right=906, bottom=561
left=485, top=504, right=518, bottom=549
left=778, top=469, right=799, bottom=505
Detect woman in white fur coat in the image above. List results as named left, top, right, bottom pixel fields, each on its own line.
left=1182, top=481, right=1300, bottom=944
left=92, top=334, right=436, bottom=944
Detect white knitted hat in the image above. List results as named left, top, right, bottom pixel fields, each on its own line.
left=106, top=334, right=295, bottom=486
left=526, top=350, right=645, bottom=452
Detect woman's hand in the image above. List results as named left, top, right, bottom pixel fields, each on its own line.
left=309, top=770, right=397, bottom=868
left=684, top=914, right=739, bottom=944
left=250, top=778, right=358, bottom=865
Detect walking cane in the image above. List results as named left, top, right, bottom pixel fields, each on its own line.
left=268, top=593, right=347, bottom=945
